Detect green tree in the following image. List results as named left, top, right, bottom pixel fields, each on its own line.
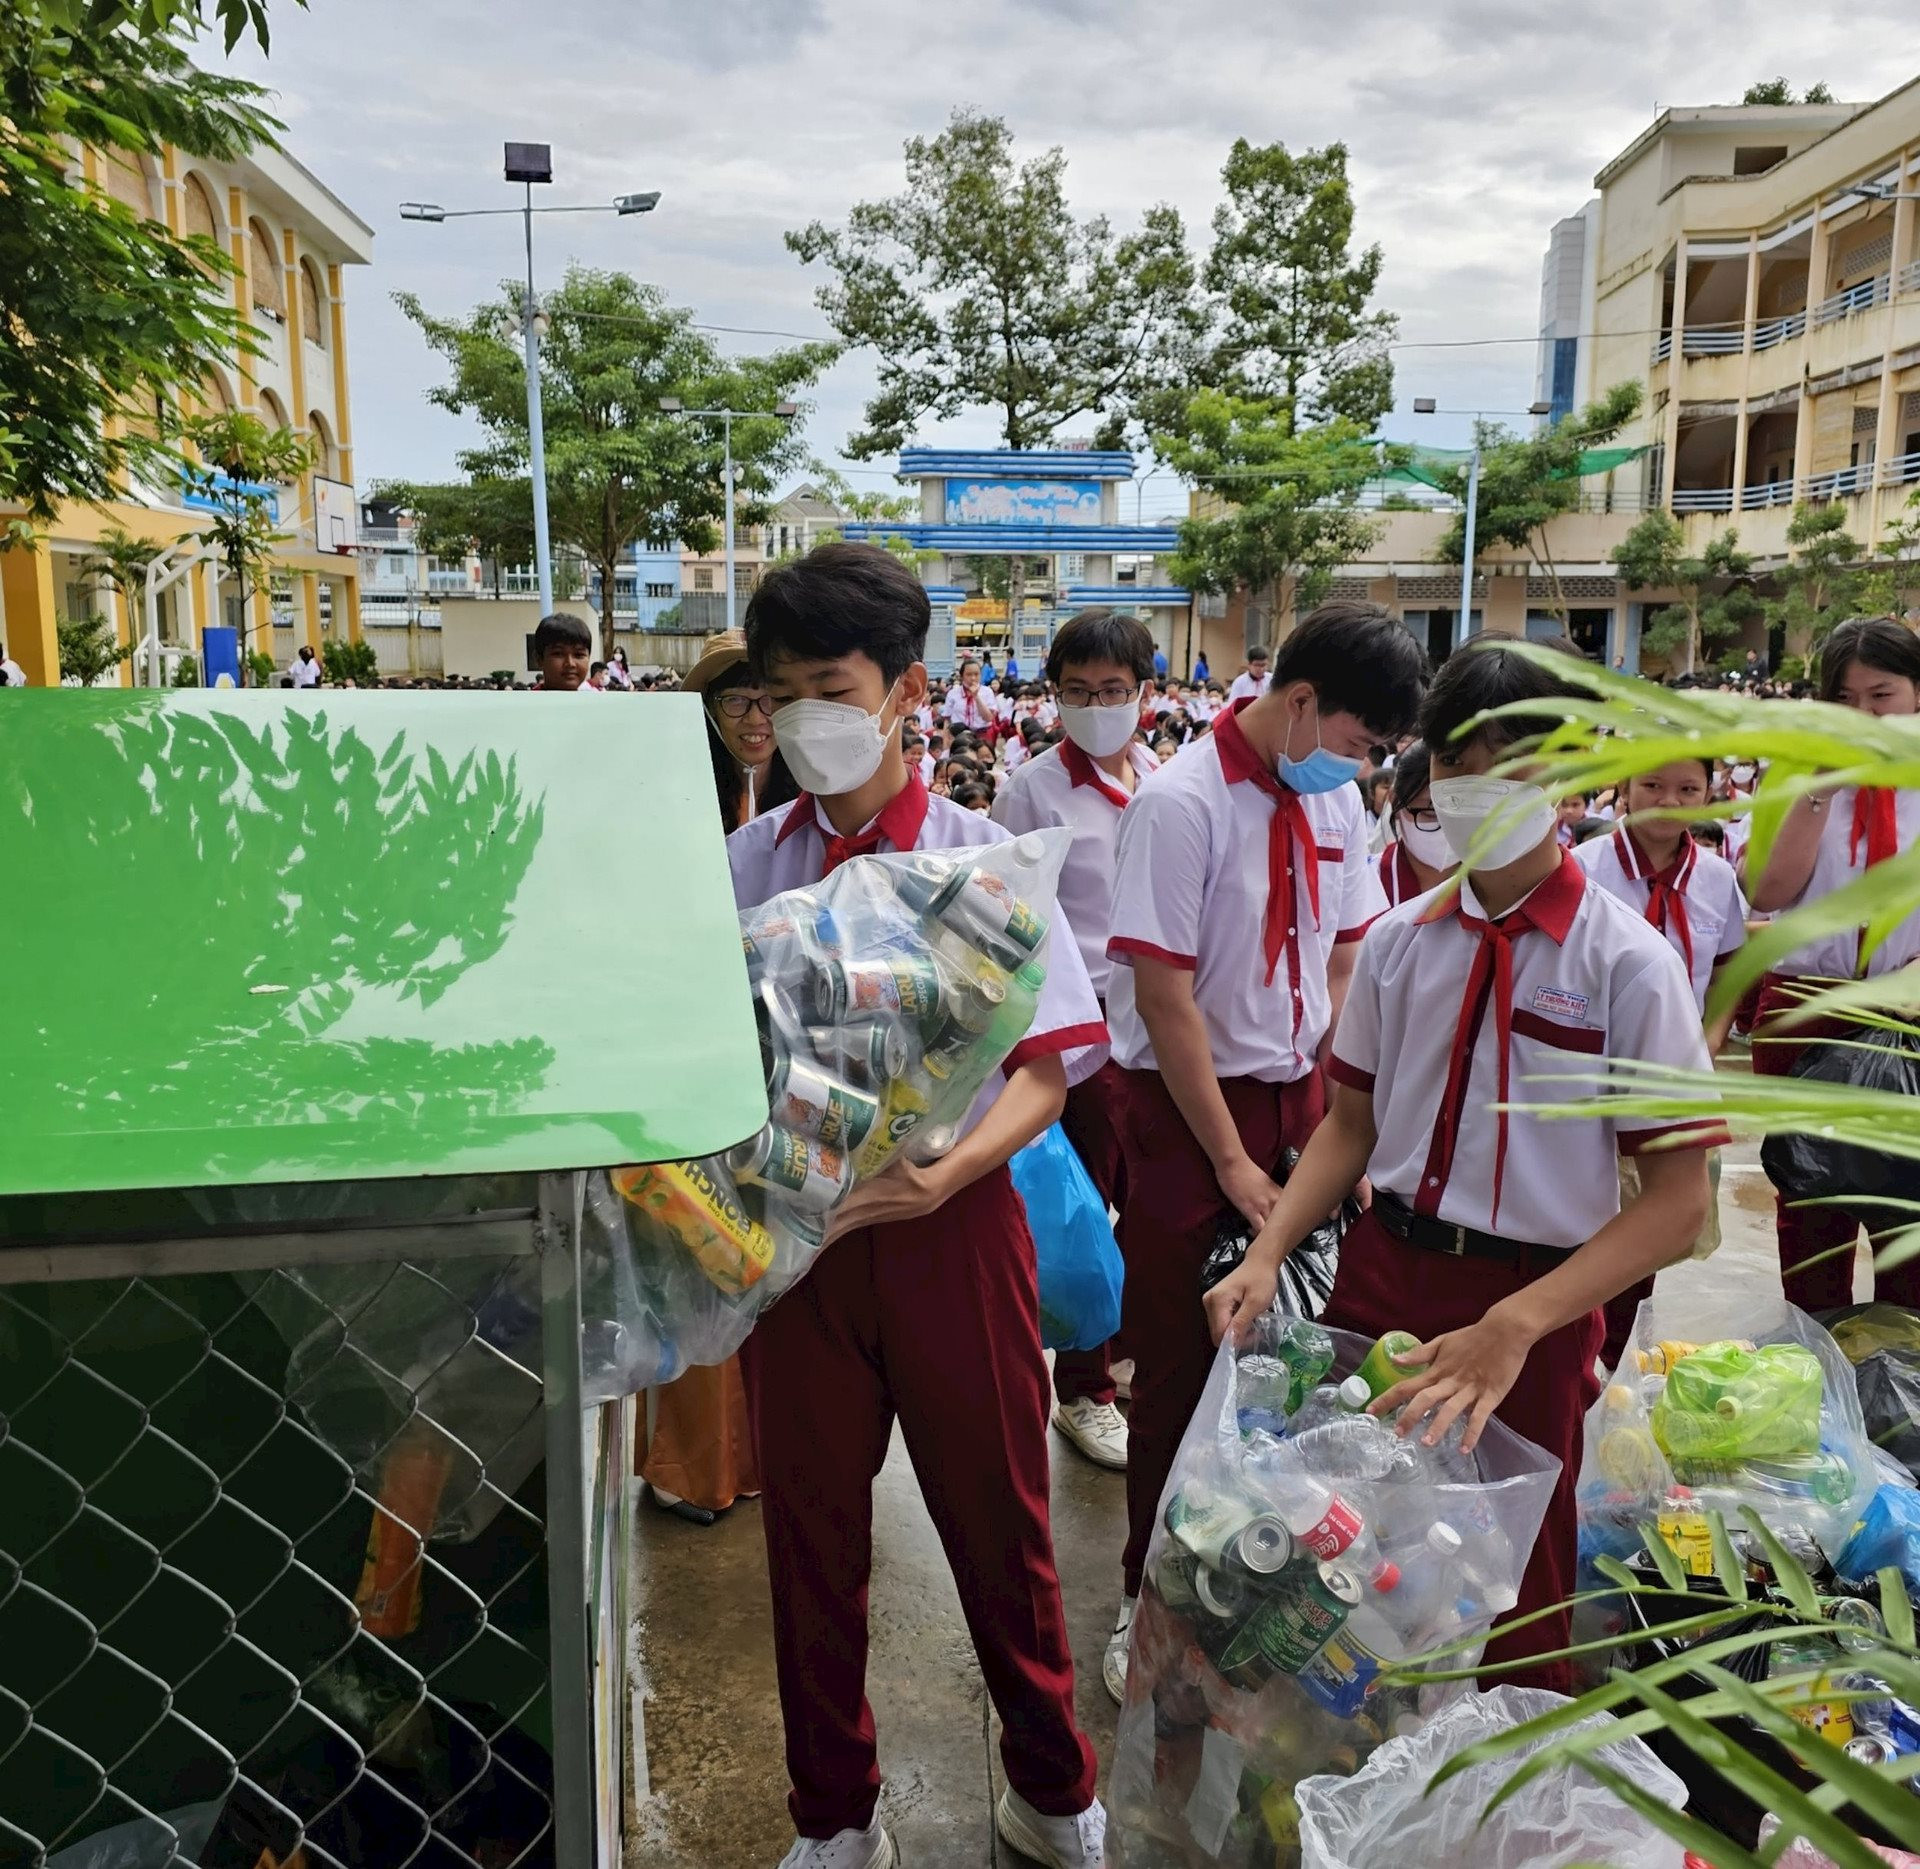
left=0, top=1, right=287, bottom=521
left=398, top=269, right=831, bottom=658
left=1741, top=77, right=1834, bottom=104
left=321, top=638, right=379, bottom=686
left=1193, top=139, right=1395, bottom=435
left=82, top=524, right=163, bottom=666
left=180, top=409, right=315, bottom=683
left=370, top=476, right=534, bottom=597
left=1863, top=487, right=1920, bottom=622
left=55, top=614, right=136, bottom=686
left=1160, top=395, right=1385, bottom=640
left=797, top=470, right=937, bottom=574
left=1431, top=382, right=1644, bottom=623
left=1768, top=502, right=1868, bottom=658
left=1610, top=513, right=1762, bottom=674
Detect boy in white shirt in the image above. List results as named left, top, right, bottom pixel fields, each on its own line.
left=1225, top=645, right=1271, bottom=701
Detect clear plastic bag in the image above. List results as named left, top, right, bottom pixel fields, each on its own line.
left=1756, top=1813, right=1920, bottom=1868
left=1293, top=1685, right=1689, bottom=1869
left=1107, top=1320, right=1561, bottom=1868
left=1820, top=1302, right=1920, bottom=1481
left=579, top=831, right=1073, bottom=1390
left=1576, top=1299, right=1877, bottom=1582
left=1010, top=1121, right=1123, bottom=1351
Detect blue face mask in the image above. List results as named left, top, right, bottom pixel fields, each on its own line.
left=1277, top=711, right=1363, bottom=794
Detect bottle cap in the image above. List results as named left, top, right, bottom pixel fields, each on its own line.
left=1370, top=1561, right=1401, bottom=1593
left=1427, top=1524, right=1463, bottom=1557
left=1338, top=1375, right=1372, bottom=1410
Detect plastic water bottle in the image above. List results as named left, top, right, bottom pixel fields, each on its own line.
left=1286, top=1414, right=1413, bottom=1482
left=1286, top=1383, right=1349, bottom=1436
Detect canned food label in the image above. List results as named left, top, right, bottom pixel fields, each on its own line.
left=1295, top=1495, right=1362, bottom=1559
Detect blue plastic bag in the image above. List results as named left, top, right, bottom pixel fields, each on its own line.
left=1835, top=1482, right=1920, bottom=1590
left=1010, top=1123, right=1123, bottom=1351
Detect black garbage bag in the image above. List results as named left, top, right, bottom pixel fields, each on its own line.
left=1759, top=1031, right=1920, bottom=1232
left=1198, top=1145, right=1354, bottom=1321
left=1858, top=1348, right=1920, bottom=1474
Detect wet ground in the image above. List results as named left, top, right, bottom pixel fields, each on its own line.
left=624, top=1121, right=1877, bottom=1867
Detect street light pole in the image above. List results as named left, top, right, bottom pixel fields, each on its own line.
left=722, top=410, right=736, bottom=635
left=659, top=401, right=800, bottom=631
left=520, top=182, right=555, bottom=614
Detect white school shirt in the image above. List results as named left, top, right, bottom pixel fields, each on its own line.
left=991, top=739, right=1160, bottom=1004
left=1576, top=828, right=1746, bottom=1014
left=1768, top=785, right=1920, bottom=979
left=917, top=751, right=937, bottom=787
left=1226, top=670, right=1270, bottom=703
left=289, top=657, right=321, bottom=688
left=1002, top=733, right=1031, bottom=774
left=1035, top=699, right=1060, bottom=729
left=727, top=775, right=1110, bottom=1105
left=944, top=685, right=997, bottom=733
left=1105, top=701, right=1385, bottom=1084
left=1328, top=853, right=1724, bottom=1250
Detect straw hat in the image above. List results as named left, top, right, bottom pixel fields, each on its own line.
left=683, top=629, right=750, bottom=696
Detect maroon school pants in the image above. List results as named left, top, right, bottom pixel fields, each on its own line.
left=1115, top=1066, right=1325, bottom=1598
left=1323, top=1207, right=1601, bottom=1695
left=1752, top=973, right=1920, bottom=1312
left=1052, top=1059, right=1132, bottom=1407
left=737, top=1165, right=1098, bottom=1839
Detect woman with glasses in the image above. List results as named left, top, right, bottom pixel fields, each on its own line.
left=638, top=631, right=794, bottom=1527
left=686, top=628, right=800, bottom=832
left=1377, top=741, right=1457, bottom=906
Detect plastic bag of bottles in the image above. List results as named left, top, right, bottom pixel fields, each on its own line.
left=1576, top=1299, right=1877, bottom=1603
left=1748, top=1820, right=1920, bottom=1869
left=578, top=830, right=1076, bottom=1389
left=1820, top=1304, right=1920, bottom=1481
left=1294, top=1684, right=1688, bottom=1869
left=1107, top=1317, right=1560, bottom=1869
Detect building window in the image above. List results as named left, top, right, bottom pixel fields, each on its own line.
left=694, top=568, right=714, bottom=591
left=644, top=581, right=674, bottom=599
left=300, top=260, right=326, bottom=345
left=248, top=219, right=284, bottom=318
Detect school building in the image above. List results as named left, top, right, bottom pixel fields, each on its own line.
left=0, top=139, right=372, bottom=685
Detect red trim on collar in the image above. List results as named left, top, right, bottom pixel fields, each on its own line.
left=1613, top=823, right=1695, bottom=889
left=1060, top=737, right=1133, bottom=808
left=1210, top=695, right=1266, bottom=785
left=1415, top=849, right=1586, bottom=945
left=775, top=771, right=931, bottom=855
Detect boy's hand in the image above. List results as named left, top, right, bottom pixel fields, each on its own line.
left=1216, top=1154, right=1283, bottom=1229
left=1368, top=1309, right=1535, bottom=1455
left=823, top=1155, right=953, bottom=1242
left=1203, top=1259, right=1277, bottom=1347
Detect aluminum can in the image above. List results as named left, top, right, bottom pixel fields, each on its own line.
left=1843, top=1735, right=1890, bottom=1767
left=1216, top=1560, right=1361, bottom=1682
left=768, top=1053, right=880, bottom=1151
left=1165, top=1486, right=1293, bottom=1577
left=929, top=865, right=1046, bottom=968
left=813, top=956, right=944, bottom=1031
left=727, top=1125, right=855, bottom=1213
left=806, top=1019, right=907, bottom=1089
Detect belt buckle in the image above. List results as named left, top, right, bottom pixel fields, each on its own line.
left=1443, top=1223, right=1470, bottom=1257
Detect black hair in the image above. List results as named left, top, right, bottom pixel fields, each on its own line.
left=533, top=612, right=591, bottom=654
left=959, top=657, right=981, bottom=676
left=1818, top=616, right=1920, bottom=703
left=590, top=661, right=607, bottom=676
left=1389, top=742, right=1431, bottom=817
left=1272, top=601, right=1429, bottom=739
left=1046, top=607, right=1157, bottom=686
left=952, top=780, right=995, bottom=811
left=745, top=541, right=929, bottom=684
left=1247, top=644, right=1271, bottom=663
left=703, top=659, right=799, bottom=828
left=1691, top=817, right=1728, bottom=850
left=1418, top=635, right=1584, bottom=753
left=1570, top=816, right=1614, bottom=847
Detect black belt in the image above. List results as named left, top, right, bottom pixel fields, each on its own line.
left=1372, top=1191, right=1571, bottom=1265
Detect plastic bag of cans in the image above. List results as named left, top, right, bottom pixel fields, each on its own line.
left=578, top=830, right=1074, bottom=1391
left=1574, top=1297, right=1879, bottom=1636
left=1108, top=1314, right=1560, bottom=1869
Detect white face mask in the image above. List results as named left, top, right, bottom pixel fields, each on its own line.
left=773, top=680, right=902, bottom=796
left=1060, top=700, right=1140, bottom=759
left=1397, top=818, right=1455, bottom=871
left=1430, top=777, right=1558, bottom=869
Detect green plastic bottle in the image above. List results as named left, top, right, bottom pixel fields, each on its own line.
left=1352, top=1330, right=1427, bottom=1400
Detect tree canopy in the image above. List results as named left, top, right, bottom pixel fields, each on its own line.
left=1610, top=512, right=1761, bottom=674
left=398, top=268, right=831, bottom=656
left=370, top=475, right=536, bottom=597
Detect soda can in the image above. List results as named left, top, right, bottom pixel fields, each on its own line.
left=929, top=865, right=1046, bottom=969
left=768, top=1053, right=880, bottom=1151
left=1165, top=1486, right=1293, bottom=1577
left=921, top=1017, right=975, bottom=1082
left=743, top=897, right=841, bottom=970
left=1844, top=1735, right=1890, bottom=1767
left=728, top=1126, right=856, bottom=1214
left=890, top=852, right=960, bottom=915
left=806, top=1020, right=907, bottom=1090
left=1818, top=1596, right=1884, bottom=1653
left=1217, top=1560, right=1360, bottom=1682
left=946, top=968, right=1009, bottom=1035
left=814, top=956, right=944, bottom=1032
left=854, top=1071, right=933, bottom=1177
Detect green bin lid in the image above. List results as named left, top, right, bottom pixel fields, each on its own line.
left=0, top=690, right=766, bottom=1195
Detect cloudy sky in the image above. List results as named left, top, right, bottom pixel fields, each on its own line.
left=219, top=0, right=1914, bottom=523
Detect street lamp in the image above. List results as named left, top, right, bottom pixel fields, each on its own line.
left=1412, top=400, right=1553, bottom=645
left=398, top=144, right=661, bottom=613
left=659, top=401, right=801, bottom=633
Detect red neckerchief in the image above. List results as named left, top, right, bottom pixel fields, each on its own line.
left=1850, top=787, right=1900, bottom=870
left=1060, top=737, right=1133, bottom=808
left=1381, top=842, right=1420, bottom=907
left=1213, top=699, right=1320, bottom=986
left=1615, top=826, right=1697, bottom=981
left=1412, top=853, right=1586, bottom=1229
left=775, top=771, right=931, bottom=877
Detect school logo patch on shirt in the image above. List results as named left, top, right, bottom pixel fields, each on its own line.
left=1533, top=985, right=1590, bottom=1021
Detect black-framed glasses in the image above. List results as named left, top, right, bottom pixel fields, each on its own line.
left=713, top=691, right=775, bottom=720
left=1401, top=807, right=1442, bottom=832
left=1058, top=682, right=1140, bottom=709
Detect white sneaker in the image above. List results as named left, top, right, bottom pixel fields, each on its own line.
left=1111, top=1359, right=1133, bottom=1402
left=1102, top=1596, right=1135, bottom=1706
left=995, top=1788, right=1107, bottom=1868
left=775, top=1817, right=897, bottom=1868
left=1053, top=1398, right=1128, bottom=1470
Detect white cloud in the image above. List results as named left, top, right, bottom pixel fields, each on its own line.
left=216, top=0, right=1917, bottom=504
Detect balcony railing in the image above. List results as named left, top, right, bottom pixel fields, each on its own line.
left=1742, top=480, right=1797, bottom=509
left=1752, top=310, right=1808, bottom=350
left=1681, top=325, right=1745, bottom=357
left=1805, top=462, right=1876, bottom=500
left=1651, top=331, right=1674, bottom=364
left=1812, top=274, right=1890, bottom=326
left=1671, top=486, right=1736, bottom=513
left=1880, top=450, right=1920, bottom=489
left=1900, top=260, right=1920, bottom=298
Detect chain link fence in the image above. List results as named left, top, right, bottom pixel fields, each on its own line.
left=0, top=1186, right=595, bottom=1869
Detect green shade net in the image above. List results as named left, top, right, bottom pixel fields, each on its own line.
left=1383, top=443, right=1648, bottom=490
